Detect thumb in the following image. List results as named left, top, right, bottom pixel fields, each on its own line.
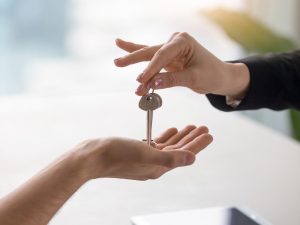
left=150, top=70, right=192, bottom=90
left=151, top=149, right=196, bottom=168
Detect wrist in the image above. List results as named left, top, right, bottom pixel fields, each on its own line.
left=63, top=151, right=91, bottom=185
left=71, top=138, right=109, bottom=181
left=223, top=62, right=250, bottom=99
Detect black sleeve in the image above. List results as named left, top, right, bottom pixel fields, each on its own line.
left=206, top=50, right=300, bottom=111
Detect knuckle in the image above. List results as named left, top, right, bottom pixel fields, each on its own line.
left=171, top=32, right=180, bottom=38
left=168, top=73, right=177, bottom=86
left=155, top=49, right=165, bottom=58
left=174, top=32, right=192, bottom=46
left=178, top=32, right=190, bottom=40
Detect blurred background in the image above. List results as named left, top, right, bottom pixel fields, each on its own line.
left=0, top=0, right=299, bottom=140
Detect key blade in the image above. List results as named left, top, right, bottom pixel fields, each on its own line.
left=147, top=110, right=153, bottom=146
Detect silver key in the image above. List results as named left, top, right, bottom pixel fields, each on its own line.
left=139, top=92, right=162, bottom=146
left=139, top=93, right=162, bottom=111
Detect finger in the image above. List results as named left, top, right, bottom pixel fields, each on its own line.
left=115, top=38, right=147, bottom=53
left=147, top=148, right=196, bottom=168
left=154, top=127, right=178, bottom=144
left=136, top=69, right=193, bottom=95
left=172, top=126, right=209, bottom=149
left=149, top=70, right=194, bottom=90
left=156, top=125, right=196, bottom=149
left=135, top=83, right=150, bottom=96
left=114, top=45, right=161, bottom=67
left=138, top=40, right=183, bottom=83
left=180, top=133, right=213, bottom=154
left=165, top=150, right=196, bottom=167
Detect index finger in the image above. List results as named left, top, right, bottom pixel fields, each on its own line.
left=154, top=127, right=178, bottom=145
left=138, top=40, right=182, bottom=84
left=115, top=38, right=147, bottom=53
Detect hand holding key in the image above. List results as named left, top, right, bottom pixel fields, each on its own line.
left=114, top=32, right=250, bottom=100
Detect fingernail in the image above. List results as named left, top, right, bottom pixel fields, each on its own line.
left=114, top=58, right=120, bottom=63
left=154, top=78, right=163, bottom=88
left=136, top=73, right=143, bottom=82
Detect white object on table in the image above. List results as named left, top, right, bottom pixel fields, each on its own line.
left=131, top=206, right=273, bottom=225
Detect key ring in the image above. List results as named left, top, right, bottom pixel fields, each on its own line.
left=142, top=139, right=156, bottom=148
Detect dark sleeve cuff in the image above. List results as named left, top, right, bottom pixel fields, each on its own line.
left=207, top=51, right=300, bottom=111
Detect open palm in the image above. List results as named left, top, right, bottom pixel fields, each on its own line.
left=88, top=125, right=213, bottom=180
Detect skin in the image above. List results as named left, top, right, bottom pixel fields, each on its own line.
left=114, top=32, right=250, bottom=100
left=0, top=126, right=212, bottom=225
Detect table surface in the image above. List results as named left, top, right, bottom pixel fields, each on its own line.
left=0, top=90, right=300, bottom=225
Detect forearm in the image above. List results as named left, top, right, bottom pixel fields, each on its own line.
left=0, top=151, right=87, bottom=225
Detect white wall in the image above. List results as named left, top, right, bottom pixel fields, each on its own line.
left=248, top=0, right=300, bottom=43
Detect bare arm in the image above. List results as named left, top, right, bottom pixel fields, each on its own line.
left=0, top=152, right=86, bottom=225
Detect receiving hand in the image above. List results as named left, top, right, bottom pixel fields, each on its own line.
left=114, top=32, right=250, bottom=99
left=75, top=125, right=212, bottom=181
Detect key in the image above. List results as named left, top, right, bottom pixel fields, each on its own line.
left=139, top=92, right=162, bottom=146
left=139, top=93, right=162, bottom=146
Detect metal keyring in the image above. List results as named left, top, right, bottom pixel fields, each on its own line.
left=142, top=139, right=156, bottom=148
